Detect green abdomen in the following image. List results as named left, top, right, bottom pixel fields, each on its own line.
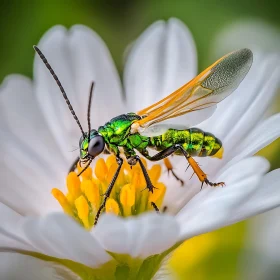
left=149, top=128, right=222, bottom=157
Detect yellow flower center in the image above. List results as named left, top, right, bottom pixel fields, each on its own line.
left=52, top=155, right=166, bottom=229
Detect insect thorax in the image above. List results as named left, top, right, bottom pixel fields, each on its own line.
left=97, top=113, right=142, bottom=149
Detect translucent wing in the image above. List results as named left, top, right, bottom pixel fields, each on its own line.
left=134, top=48, right=253, bottom=132
left=139, top=124, right=189, bottom=137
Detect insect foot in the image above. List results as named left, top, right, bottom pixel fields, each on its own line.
left=201, top=179, right=225, bottom=190
left=133, top=155, right=157, bottom=193
left=164, top=158, right=184, bottom=186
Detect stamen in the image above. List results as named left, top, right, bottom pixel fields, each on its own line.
left=149, top=183, right=166, bottom=207
left=52, top=188, right=73, bottom=215
left=78, top=165, right=93, bottom=180
left=52, top=156, right=167, bottom=229
left=105, top=198, right=119, bottom=215
left=131, top=166, right=146, bottom=190
left=75, top=196, right=90, bottom=229
left=106, top=155, right=116, bottom=169
left=149, top=164, right=162, bottom=184
left=66, top=172, right=81, bottom=202
left=95, top=158, right=108, bottom=181
left=82, top=180, right=100, bottom=211
left=120, top=184, right=135, bottom=216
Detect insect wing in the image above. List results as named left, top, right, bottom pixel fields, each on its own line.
left=139, top=123, right=189, bottom=137
left=135, top=48, right=253, bottom=130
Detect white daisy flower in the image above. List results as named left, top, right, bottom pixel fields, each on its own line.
left=0, top=18, right=279, bottom=280
left=211, top=19, right=280, bottom=280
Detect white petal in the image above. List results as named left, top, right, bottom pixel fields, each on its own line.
left=93, top=213, right=179, bottom=258
left=246, top=207, right=280, bottom=263
left=0, top=203, right=33, bottom=251
left=211, top=20, right=280, bottom=57
left=225, top=113, right=280, bottom=168
left=177, top=157, right=269, bottom=240
left=21, top=213, right=111, bottom=268
left=34, top=25, right=123, bottom=163
left=0, top=164, right=58, bottom=216
left=0, top=75, right=67, bottom=183
left=124, top=18, right=197, bottom=113
left=68, top=25, right=125, bottom=128
left=0, top=253, right=80, bottom=280
left=233, top=169, right=280, bottom=221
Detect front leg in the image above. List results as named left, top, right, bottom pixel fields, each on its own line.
left=123, top=145, right=155, bottom=193
left=94, top=156, right=123, bottom=225
left=69, top=156, right=80, bottom=173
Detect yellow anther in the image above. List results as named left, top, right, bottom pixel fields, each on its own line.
left=51, top=188, right=73, bottom=216
left=75, top=196, right=90, bottom=229
left=105, top=198, right=120, bottom=215
left=138, top=188, right=149, bottom=213
left=95, top=158, right=108, bottom=181
left=85, top=167, right=93, bottom=179
left=149, top=182, right=166, bottom=207
left=123, top=160, right=132, bottom=173
left=77, top=164, right=92, bottom=181
left=120, top=184, right=135, bottom=216
left=140, top=158, right=147, bottom=169
left=116, top=166, right=126, bottom=186
left=131, top=167, right=146, bottom=190
left=120, top=184, right=135, bottom=207
left=107, top=162, right=118, bottom=182
left=149, top=164, right=162, bottom=184
left=106, top=155, right=116, bottom=169
left=82, top=179, right=100, bottom=210
left=53, top=155, right=167, bottom=229
left=66, top=172, right=81, bottom=201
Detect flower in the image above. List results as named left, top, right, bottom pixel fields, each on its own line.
left=211, top=19, right=280, bottom=280
left=0, top=18, right=279, bottom=279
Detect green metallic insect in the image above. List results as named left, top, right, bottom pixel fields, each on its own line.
left=34, top=46, right=253, bottom=224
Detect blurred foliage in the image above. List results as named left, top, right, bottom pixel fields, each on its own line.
left=170, top=221, right=246, bottom=280
left=1, top=0, right=280, bottom=79
left=0, top=0, right=279, bottom=279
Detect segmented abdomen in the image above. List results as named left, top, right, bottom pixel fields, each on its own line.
left=149, top=128, right=222, bottom=157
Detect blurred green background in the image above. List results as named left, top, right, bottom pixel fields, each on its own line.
left=0, top=0, right=279, bottom=279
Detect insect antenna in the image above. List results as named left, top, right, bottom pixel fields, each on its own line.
left=33, top=45, right=85, bottom=137
left=87, top=81, right=95, bottom=143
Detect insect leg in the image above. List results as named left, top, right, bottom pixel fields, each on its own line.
left=94, top=157, right=123, bottom=225
left=130, top=155, right=156, bottom=193
left=151, top=202, right=160, bottom=213
left=77, top=158, right=93, bottom=176
left=145, top=144, right=225, bottom=188
left=163, top=158, right=184, bottom=186
left=68, top=156, right=80, bottom=173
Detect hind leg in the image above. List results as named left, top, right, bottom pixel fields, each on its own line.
left=142, top=144, right=225, bottom=188
left=163, top=158, right=184, bottom=186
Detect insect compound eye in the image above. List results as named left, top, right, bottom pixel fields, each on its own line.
left=88, top=135, right=105, bottom=157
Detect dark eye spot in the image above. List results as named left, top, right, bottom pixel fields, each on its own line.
left=88, top=136, right=105, bottom=157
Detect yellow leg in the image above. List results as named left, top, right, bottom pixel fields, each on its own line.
left=163, top=158, right=184, bottom=186
left=187, top=156, right=225, bottom=188
left=143, top=144, right=225, bottom=189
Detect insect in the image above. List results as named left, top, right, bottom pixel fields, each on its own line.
left=34, top=46, right=253, bottom=224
